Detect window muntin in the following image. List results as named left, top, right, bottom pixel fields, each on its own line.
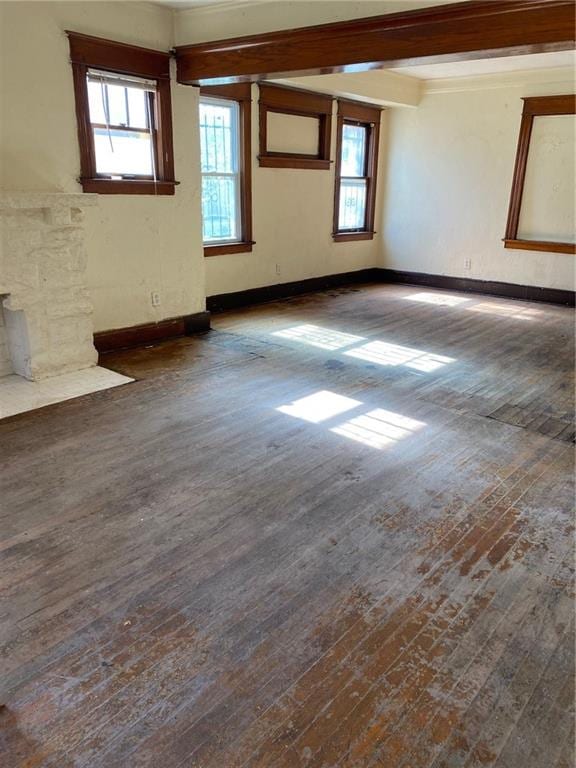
left=200, top=97, right=241, bottom=244
left=87, top=70, right=156, bottom=178
left=337, top=121, right=369, bottom=232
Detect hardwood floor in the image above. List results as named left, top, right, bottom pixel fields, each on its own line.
left=0, top=283, right=574, bottom=768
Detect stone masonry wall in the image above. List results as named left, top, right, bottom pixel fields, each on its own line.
left=0, top=193, right=99, bottom=380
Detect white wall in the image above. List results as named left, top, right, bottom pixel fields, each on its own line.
left=381, top=71, right=576, bottom=290
left=0, top=1, right=206, bottom=333
left=205, top=86, right=385, bottom=297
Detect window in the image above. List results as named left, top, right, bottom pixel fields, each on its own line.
left=200, top=84, right=253, bottom=256
left=87, top=71, right=156, bottom=178
left=258, top=84, right=333, bottom=170
left=333, top=100, right=382, bottom=241
left=67, top=32, right=177, bottom=195
left=504, top=94, right=575, bottom=255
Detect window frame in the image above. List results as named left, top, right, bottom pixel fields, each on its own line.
left=333, top=100, right=382, bottom=242
left=258, top=84, right=333, bottom=170
left=504, top=94, right=575, bottom=255
left=200, top=83, right=253, bottom=256
left=67, top=31, right=177, bottom=195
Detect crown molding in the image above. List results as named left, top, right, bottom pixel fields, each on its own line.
left=423, top=65, right=576, bottom=93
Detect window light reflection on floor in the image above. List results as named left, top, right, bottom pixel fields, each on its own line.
left=344, top=341, right=455, bottom=372
left=275, top=390, right=426, bottom=451
left=276, top=390, right=362, bottom=423
left=468, top=303, right=543, bottom=320
left=272, top=324, right=365, bottom=350
left=404, top=292, right=471, bottom=307
left=331, top=408, right=426, bottom=450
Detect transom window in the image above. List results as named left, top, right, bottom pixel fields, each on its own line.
left=87, top=70, right=156, bottom=179
left=200, top=97, right=241, bottom=243
left=333, top=100, right=382, bottom=242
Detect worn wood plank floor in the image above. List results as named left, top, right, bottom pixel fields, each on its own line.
left=0, top=283, right=574, bottom=768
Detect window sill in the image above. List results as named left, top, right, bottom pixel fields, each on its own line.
left=503, top=238, right=575, bottom=255
left=259, top=155, right=331, bottom=170
left=80, top=178, right=179, bottom=195
left=333, top=231, right=375, bottom=242
left=204, top=241, right=254, bottom=256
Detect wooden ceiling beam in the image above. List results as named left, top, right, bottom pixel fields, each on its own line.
left=174, top=0, right=575, bottom=85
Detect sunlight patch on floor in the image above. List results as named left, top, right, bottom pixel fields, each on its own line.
left=404, top=292, right=471, bottom=307
left=275, top=389, right=426, bottom=450
left=331, top=408, right=426, bottom=450
left=276, top=390, right=362, bottom=423
left=468, top=303, right=543, bottom=320
left=272, top=324, right=364, bottom=350
left=344, top=341, right=455, bottom=372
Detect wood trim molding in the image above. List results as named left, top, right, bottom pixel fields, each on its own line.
left=333, top=100, right=381, bottom=241
left=67, top=31, right=170, bottom=79
left=80, top=179, right=178, bottom=195
left=174, top=1, right=576, bottom=84
left=504, top=93, right=575, bottom=254
left=378, top=269, right=575, bottom=307
left=207, top=269, right=382, bottom=311
left=258, top=84, right=333, bottom=170
left=204, top=241, right=254, bottom=256
left=67, top=32, right=177, bottom=195
left=504, top=238, right=575, bottom=255
left=200, top=82, right=252, bottom=102
left=259, top=84, right=333, bottom=115
left=94, top=312, right=211, bottom=353
left=200, top=83, right=253, bottom=254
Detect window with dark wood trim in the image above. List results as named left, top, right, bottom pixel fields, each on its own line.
left=504, top=94, right=575, bottom=255
left=200, top=83, right=253, bottom=256
left=333, top=100, right=381, bottom=242
left=258, top=84, right=333, bottom=170
left=67, top=31, right=177, bottom=195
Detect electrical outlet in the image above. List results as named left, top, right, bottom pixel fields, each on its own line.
left=151, top=291, right=161, bottom=307
left=275, top=264, right=281, bottom=276
left=464, top=258, right=472, bottom=271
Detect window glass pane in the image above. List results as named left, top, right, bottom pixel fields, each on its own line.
left=200, top=101, right=237, bottom=174
left=202, top=175, right=238, bottom=242
left=93, top=128, right=153, bottom=176
left=105, top=83, right=128, bottom=125
left=338, top=178, right=367, bottom=230
left=341, top=124, right=367, bottom=177
left=126, top=88, right=149, bottom=130
left=88, top=79, right=151, bottom=130
left=88, top=81, right=106, bottom=124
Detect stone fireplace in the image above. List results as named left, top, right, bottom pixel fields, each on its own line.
left=0, top=193, right=99, bottom=381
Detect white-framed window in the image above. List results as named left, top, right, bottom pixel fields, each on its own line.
left=87, top=69, right=157, bottom=179
left=199, top=97, right=241, bottom=244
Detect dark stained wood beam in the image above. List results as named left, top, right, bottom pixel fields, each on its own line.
left=174, top=0, right=576, bottom=84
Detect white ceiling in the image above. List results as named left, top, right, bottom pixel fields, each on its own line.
left=393, top=51, right=576, bottom=80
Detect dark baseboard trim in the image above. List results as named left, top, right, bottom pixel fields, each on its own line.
left=378, top=269, right=575, bottom=307
left=94, top=311, right=211, bottom=353
left=207, top=267, right=574, bottom=311
left=207, top=269, right=381, bottom=312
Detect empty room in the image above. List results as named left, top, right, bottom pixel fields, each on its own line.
left=1, top=1, right=575, bottom=766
